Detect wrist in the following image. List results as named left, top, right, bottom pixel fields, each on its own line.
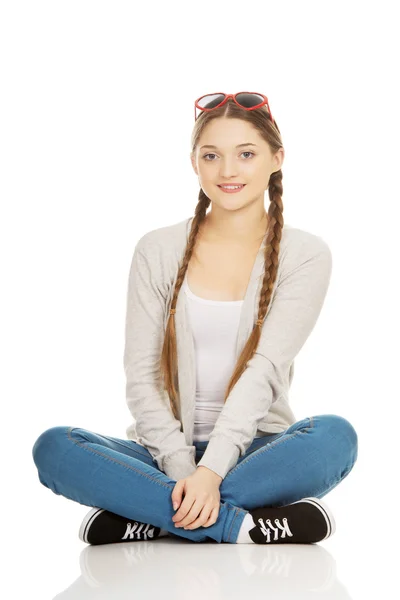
left=196, top=465, right=223, bottom=484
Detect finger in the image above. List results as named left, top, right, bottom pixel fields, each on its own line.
left=176, top=499, right=204, bottom=528
left=203, top=506, right=220, bottom=528
left=187, top=506, right=219, bottom=530
left=183, top=504, right=214, bottom=530
left=173, top=495, right=195, bottom=525
left=171, top=480, right=184, bottom=511
left=172, top=494, right=189, bottom=522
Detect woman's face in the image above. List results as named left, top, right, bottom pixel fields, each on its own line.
left=191, top=117, right=284, bottom=209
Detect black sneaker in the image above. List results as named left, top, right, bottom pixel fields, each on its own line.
left=78, top=507, right=162, bottom=545
left=248, top=497, right=335, bottom=544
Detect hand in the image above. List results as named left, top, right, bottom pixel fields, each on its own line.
left=171, top=467, right=222, bottom=530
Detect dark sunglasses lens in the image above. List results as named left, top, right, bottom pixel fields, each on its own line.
left=197, top=94, right=225, bottom=109
left=235, top=93, right=264, bottom=108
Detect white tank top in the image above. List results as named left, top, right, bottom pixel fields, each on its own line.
left=183, top=274, right=262, bottom=441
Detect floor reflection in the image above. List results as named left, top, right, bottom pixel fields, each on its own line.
left=52, top=536, right=353, bottom=599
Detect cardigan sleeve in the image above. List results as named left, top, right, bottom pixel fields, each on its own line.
left=196, top=234, right=333, bottom=480
left=123, top=237, right=197, bottom=481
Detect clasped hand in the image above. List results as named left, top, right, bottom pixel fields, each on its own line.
left=171, top=468, right=221, bottom=530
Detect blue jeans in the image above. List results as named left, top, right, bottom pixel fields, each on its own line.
left=31, top=413, right=358, bottom=544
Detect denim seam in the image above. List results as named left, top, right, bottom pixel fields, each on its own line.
left=224, top=417, right=314, bottom=481
left=226, top=506, right=239, bottom=543
left=224, top=430, right=303, bottom=480
left=98, top=434, right=151, bottom=459
left=67, top=427, right=174, bottom=492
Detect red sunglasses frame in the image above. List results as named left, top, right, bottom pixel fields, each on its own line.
left=194, top=92, right=274, bottom=124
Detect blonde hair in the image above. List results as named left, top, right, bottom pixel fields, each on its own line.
left=159, top=99, right=284, bottom=420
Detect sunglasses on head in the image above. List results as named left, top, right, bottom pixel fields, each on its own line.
left=194, top=92, right=274, bottom=124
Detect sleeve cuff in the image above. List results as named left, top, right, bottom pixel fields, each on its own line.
left=162, top=447, right=198, bottom=481
left=196, top=436, right=240, bottom=480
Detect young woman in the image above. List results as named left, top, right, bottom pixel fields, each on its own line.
left=32, top=92, right=358, bottom=545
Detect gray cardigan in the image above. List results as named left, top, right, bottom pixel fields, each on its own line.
left=123, top=216, right=332, bottom=481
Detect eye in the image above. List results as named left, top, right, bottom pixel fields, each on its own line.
left=202, top=151, right=255, bottom=161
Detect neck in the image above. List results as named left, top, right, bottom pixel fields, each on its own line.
left=201, top=209, right=269, bottom=244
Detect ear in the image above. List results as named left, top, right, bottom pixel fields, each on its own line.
left=273, top=147, right=285, bottom=172
left=190, top=152, right=198, bottom=176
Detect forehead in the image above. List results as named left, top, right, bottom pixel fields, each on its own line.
left=197, top=118, right=265, bottom=151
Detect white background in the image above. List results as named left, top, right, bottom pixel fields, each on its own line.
left=2, top=1, right=398, bottom=597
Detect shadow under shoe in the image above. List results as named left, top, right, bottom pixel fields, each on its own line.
left=248, top=497, right=336, bottom=544
left=79, top=507, right=161, bottom=545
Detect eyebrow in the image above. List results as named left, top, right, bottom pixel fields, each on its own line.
left=200, top=143, right=259, bottom=150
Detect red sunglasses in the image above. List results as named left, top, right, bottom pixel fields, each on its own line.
left=194, top=92, right=274, bottom=124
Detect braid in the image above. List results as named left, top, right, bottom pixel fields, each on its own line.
left=159, top=99, right=284, bottom=420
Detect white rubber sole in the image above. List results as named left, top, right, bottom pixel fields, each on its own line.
left=78, top=507, right=105, bottom=544
left=289, top=497, right=336, bottom=540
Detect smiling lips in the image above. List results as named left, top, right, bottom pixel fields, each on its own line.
left=218, top=184, right=246, bottom=193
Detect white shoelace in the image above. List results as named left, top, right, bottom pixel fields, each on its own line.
left=121, top=521, right=158, bottom=540
left=257, top=517, right=294, bottom=542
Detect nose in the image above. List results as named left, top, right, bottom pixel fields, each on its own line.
left=219, top=160, right=240, bottom=179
